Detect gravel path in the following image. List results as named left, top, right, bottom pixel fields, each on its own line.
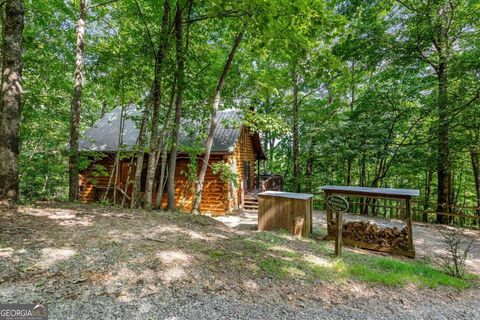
left=18, top=287, right=480, bottom=320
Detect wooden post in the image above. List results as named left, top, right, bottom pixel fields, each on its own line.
left=335, top=210, right=343, bottom=257
left=310, top=197, right=313, bottom=235
left=325, top=191, right=332, bottom=236
left=293, top=217, right=304, bottom=237
left=405, top=196, right=414, bottom=252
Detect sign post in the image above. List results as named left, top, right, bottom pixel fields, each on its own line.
left=326, top=195, right=349, bottom=257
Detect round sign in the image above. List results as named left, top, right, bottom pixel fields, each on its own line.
left=326, top=195, right=349, bottom=213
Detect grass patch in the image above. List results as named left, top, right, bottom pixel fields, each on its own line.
left=166, top=211, right=474, bottom=289
left=207, top=250, right=232, bottom=259
left=258, top=247, right=473, bottom=288
left=259, top=254, right=349, bottom=281
left=247, top=233, right=472, bottom=288
left=260, top=257, right=306, bottom=278
left=343, top=253, right=473, bottom=289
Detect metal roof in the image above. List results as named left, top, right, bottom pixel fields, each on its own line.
left=320, top=185, right=420, bottom=197
left=79, top=106, right=256, bottom=155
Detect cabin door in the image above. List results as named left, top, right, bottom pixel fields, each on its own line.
left=243, top=161, right=250, bottom=191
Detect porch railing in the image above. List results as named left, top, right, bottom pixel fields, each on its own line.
left=259, top=174, right=283, bottom=192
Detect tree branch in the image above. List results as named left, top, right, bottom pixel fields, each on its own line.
left=133, top=0, right=156, bottom=59
left=90, top=0, right=119, bottom=9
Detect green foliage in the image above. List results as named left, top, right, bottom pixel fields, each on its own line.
left=243, top=110, right=289, bottom=136
left=211, top=162, right=238, bottom=186
left=14, top=0, right=480, bottom=213
left=88, top=164, right=108, bottom=185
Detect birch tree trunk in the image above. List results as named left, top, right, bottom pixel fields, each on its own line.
left=0, top=0, right=24, bottom=202
left=167, top=2, right=185, bottom=211
left=144, top=0, right=170, bottom=210
left=191, top=29, right=244, bottom=214
left=155, top=74, right=177, bottom=208
left=68, top=0, right=87, bottom=202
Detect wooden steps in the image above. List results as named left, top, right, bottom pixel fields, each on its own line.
left=244, top=193, right=259, bottom=211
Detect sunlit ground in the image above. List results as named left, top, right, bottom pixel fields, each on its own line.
left=0, top=203, right=478, bottom=307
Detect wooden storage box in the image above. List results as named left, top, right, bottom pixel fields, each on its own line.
left=257, top=191, right=313, bottom=237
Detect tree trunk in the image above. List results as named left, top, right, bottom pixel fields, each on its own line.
left=100, top=101, right=107, bottom=118
left=103, top=106, right=126, bottom=203
left=130, top=102, right=150, bottom=208
left=470, top=144, right=480, bottom=226
left=144, top=0, right=171, bottom=210
left=121, top=157, right=134, bottom=207
left=269, top=137, right=274, bottom=170
left=155, top=73, right=177, bottom=208
left=359, top=153, right=367, bottom=214
left=167, top=2, right=186, bottom=211
left=423, top=169, right=432, bottom=222
left=156, top=148, right=168, bottom=207
left=345, top=60, right=355, bottom=187
left=305, top=141, right=315, bottom=193
left=292, top=64, right=300, bottom=193
left=0, top=0, right=24, bottom=202
left=262, top=132, right=268, bottom=173
left=191, top=29, right=244, bottom=214
left=346, top=158, right=352, bottom=186
left=359, top=154, right=366, bottom=187
left=435, top=60, right=450, bottom=224
left=68, top=0, right=86, bottom=202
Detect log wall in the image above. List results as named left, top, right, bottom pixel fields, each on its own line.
left=227, top=127, right=258, bottom=210
left=157, top=155, right=229, bottom=214
left=79, top=127, right=259, bottom=215
left=79, top=156, right=115, bottom=203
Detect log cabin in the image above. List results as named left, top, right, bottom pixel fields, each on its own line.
left=78, top=106, right=283, bottom=215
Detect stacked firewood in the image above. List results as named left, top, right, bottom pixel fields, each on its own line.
left=328, top=220, right=409, bottom=250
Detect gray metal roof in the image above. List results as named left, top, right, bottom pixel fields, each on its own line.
left=320, top=185, right=420, bottom=197
left=79, top=106, right=244, bottom=154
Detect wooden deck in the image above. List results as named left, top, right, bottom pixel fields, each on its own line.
left=243, top=175, right=284, bottom=210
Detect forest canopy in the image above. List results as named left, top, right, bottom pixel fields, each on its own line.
left=0, top=0, right=479, bottom=223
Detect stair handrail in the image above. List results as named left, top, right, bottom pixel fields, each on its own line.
left=260, top=175, right=283, bottom=192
